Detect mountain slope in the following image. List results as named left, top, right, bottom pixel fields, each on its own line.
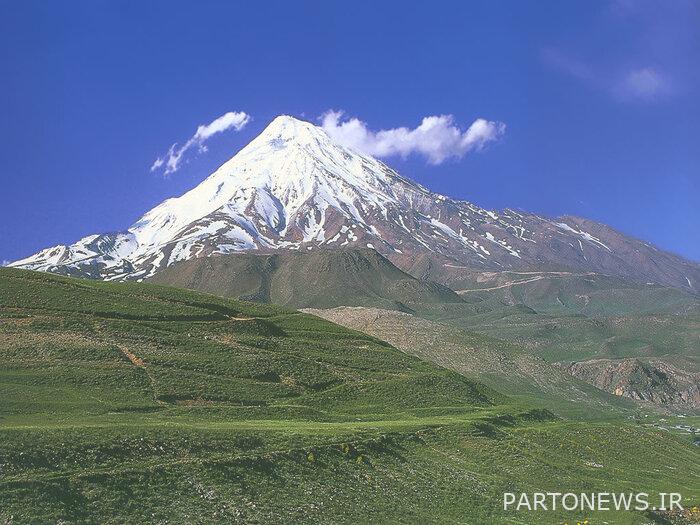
left=148, top=248, right=463, bottom=311
left=557, top=358, right=700, bottom=409
left=444, top=269, right=699, bottom=317
left=2, top=268, right=699, bottom=523
left=10, top=115, right=700, bottom=292
left=0, top=266, right=496, bottom=414
left=303, top=306, right=639, bottom=417
left=306, top=304, right=700, bottom=412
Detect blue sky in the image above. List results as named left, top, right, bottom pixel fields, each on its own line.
left=1, top=0, right=698, bottom=263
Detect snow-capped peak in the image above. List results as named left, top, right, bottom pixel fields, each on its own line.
left=254, top=114, right=330, bottom=144
left=124, top=115, right=409, bottom=267
left=10, top=115, right=699, bottom=292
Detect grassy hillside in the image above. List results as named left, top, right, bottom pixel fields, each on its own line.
left=387, top=270, right=698, bottom=408
left=148, top=252, right=699, bottom=372
left=0, top=267, right=494, bottom=419
left=1, top=268, right=698, bottom=524
left=304, top=306, right=642, bottom=419
left=150, top=256, right=699, bottom=368
left=148, top=248, right=463, bottom=312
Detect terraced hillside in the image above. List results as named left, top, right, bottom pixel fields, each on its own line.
left=1, top=268, right=698, bottom=524
left=304, top=306, right=640, bottom=419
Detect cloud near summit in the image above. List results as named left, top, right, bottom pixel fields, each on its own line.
left=320, top=111, right=505, bottom=164
left=151, top=111, right=251, bottom=175
left=151, top=109, right=505, bottom=174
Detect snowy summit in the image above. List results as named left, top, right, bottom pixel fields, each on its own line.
left=10, top=116, right=698, bottom=291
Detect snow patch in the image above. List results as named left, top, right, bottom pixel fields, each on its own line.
left=555, top=222, right=611, bottom=252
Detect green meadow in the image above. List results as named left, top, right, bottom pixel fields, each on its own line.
left=1, top=268, right=698, bottom=524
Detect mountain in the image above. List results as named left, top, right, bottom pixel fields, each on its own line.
left=10, top=115, right=700, bottom=292
left=148, top=248, right=463, bottom=312
left=412, top=269, right=700, bottom=409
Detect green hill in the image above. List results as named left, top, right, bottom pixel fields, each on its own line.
left=0, top=267, right=492, bottom=418
left=304, top=306, right=642, bottom=418
left=148, top=248, right=463, bottom=312
left=1, top=268, right=698, bottom=524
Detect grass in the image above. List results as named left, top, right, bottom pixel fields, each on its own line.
left=305, top=306, right=646, bottom=421
left=1, top=267, right=698, bottom=524
left=418, top=272, right=699, bottom=365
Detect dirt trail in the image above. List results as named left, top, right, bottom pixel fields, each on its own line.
left=118, top=345, right=145, bottom=367
left=116, top=341, right=165, bottom=405
left=93, top=322, right=165, bottom=404
left=454, top=271, right=597, bottom=294
left=455, top=275, right=546, bottom=293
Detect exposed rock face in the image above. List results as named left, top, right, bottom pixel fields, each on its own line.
left=10, top=116, right=700, bottom=292
left=557, top=358, right=700, bottom=409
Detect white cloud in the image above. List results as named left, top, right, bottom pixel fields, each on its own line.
left=543, top=48, right=675, bottom=102
left=320, top=111, right=505, bottom=164
left=151, top=111, right=251, bottom=175
left=1, top=260, right=9, bottom=267
left=193, top=112, right=251, bottom=141
left=615, top=67, right=671, bottom=100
